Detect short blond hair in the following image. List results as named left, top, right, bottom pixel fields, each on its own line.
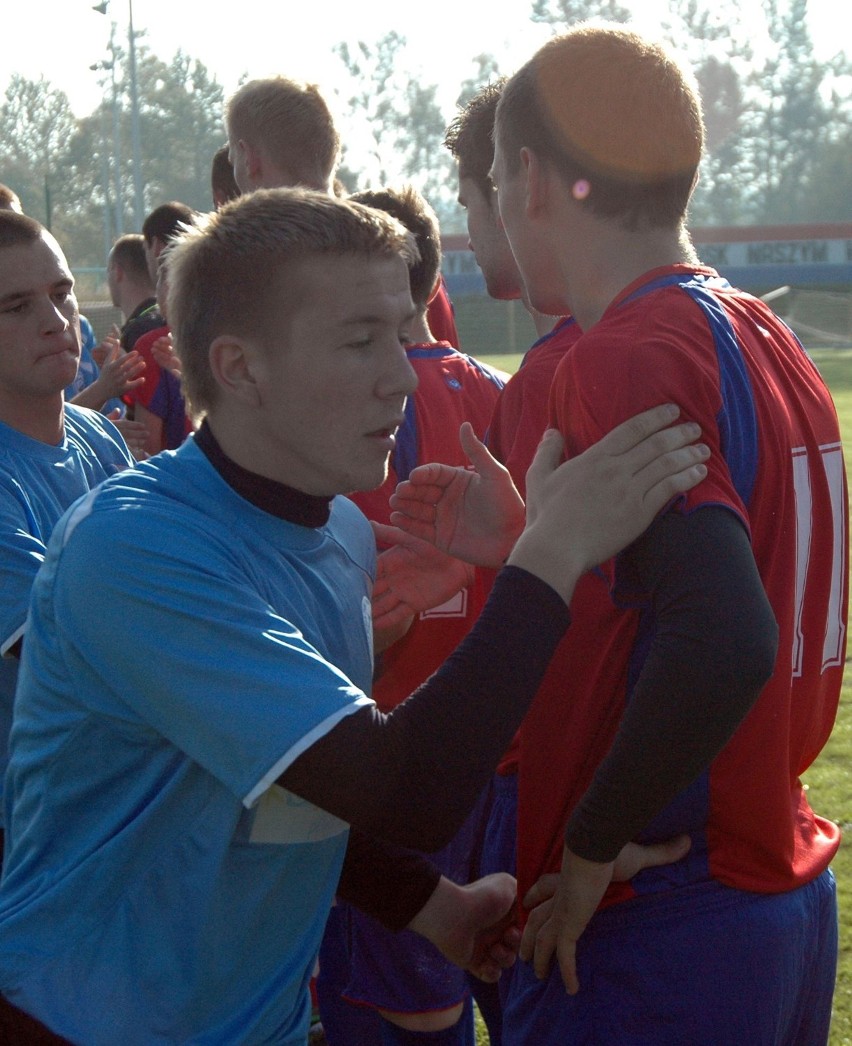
left=226, top=78, right=340, bottom=189
left=166, top=188, right=418, bottom=420
left=497, top=25, right=704, bottom=229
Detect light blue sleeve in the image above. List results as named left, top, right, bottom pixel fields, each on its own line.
left=45, top=496, right=373, bottom=804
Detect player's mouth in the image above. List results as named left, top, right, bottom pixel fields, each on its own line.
left=366, top=417, right=405, bottom=450
left=42, top=342, right=79, bottom=362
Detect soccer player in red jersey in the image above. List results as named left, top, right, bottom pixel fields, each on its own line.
left=391, top=24, right=846, bottom=1044
left=487, top=25, right=845, bottom=1043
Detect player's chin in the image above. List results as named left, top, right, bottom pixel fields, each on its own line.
left=347, top=456, right=391, bottom=494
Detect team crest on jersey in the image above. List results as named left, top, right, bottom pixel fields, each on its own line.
left=421, top=586, right=468, bottom=620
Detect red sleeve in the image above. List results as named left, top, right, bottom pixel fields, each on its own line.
left=548, top=297, right=749, bottom=592
left=122, top=328, right=164, bottom=410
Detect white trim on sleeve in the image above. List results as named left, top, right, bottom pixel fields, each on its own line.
left=1, top=622, right=25, bottom=658
left=243, top=694, right=374, bottom=809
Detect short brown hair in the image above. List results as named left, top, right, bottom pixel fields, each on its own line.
left=226, top=78, right=340, bottom=190
left=444, top=80, right=507, bottom=202
left=142, top=202, right=196, bottom=248
left=166, top=188, right=417, bottom=420
left=211, top=145, right=240, bottom=208
left=109, top=233, right=150, bottom=282
left=0, top=184, right=22, bottom=214
left=349, top=185, right=440, bottom=310
left=497, top=26, right=703, bottom=230
left=0, top=209, right=42, bottom=249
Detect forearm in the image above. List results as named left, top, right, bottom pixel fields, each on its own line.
left=338, top=827, right=440, bottom=932
left=565, top=507, right=778, bottom=862
left=281, top=567, right=570, bottom=851
left=69, top=379, right=109, bottom=412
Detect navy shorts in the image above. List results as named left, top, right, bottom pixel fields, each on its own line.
left=503, top=867, right=838, bottom=1045
left=323, top=786, right=490, bottom=1017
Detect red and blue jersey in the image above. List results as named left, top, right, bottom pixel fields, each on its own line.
left=488, top=317, right=579, bottom=499
left=483, top=316, right=638, bottom=784
left=123, top=326, right=193, bottom=451
left=517, top=265, right=847, bottom=903
left=351, top=341, right=506, bottom=711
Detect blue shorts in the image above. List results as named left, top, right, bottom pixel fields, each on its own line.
left=503, top=868, right=838, bottom=1045
left=467, top=771, right=519, bottom=1046
left=478, top=771, right=518, bottom=880
left=321, top=787, right=490, bottom=1017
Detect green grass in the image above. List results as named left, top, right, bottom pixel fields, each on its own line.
left=806, top=349, right=852, bottom=1046
left=470, top=347, right=852, bottom=1044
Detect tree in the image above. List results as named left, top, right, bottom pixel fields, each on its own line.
left=332, top=32, right=457, bottom=226
left=530, top=0, right=631, bottom=26
left=0, top=75, right=76, bottom=231
left=749, top=0, right=838, bottom=223
left=456, top=54, right=505, bottom=109
left=136, top=49, right=226, bottom=213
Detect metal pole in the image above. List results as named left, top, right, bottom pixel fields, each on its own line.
left=108, top=26, right=124, bottom=236
left=127, top=0, right=144, bottom=229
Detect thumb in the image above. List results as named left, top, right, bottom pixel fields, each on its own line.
left=632, top=835, right=692, bottom=873
left=370, top=520, right=408, bottom=549
left=458, top=421, right=502, bottom=478
left=526, top=429, right=565, bottom=485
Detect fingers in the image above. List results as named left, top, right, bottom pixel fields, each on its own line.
left=597, top=403, right=681, bottom=456
left=636, top=444, right=709, bottom=505
left=371, top=520, right=406, bottom=551
left=617, top=420, right=702, bottom=478
left=519, top=897, right=551, bottom=963
left=520, top=873, right=560, bottom=911
left=555, top=938, right=580, bottom=995
left=525, top=429, right=565, bottom=496
left=533, top=924, right=562, bottom=984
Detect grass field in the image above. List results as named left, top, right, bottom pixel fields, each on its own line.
left=470, top=347, right=852, bottom=1045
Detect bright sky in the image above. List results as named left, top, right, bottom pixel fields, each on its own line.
left=3, top=0, right=846, bottom=126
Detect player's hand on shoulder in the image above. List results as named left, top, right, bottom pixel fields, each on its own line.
left=508, top=405, right=708, bottom=602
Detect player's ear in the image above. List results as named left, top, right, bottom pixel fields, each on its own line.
left=242, top=140, right=263, bottom=184
left=208, top=334, right=264, bottom=408
left=521, top=147, right=548, bottom=218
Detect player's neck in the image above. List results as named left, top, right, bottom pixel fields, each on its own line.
left=0, top=392, right=65, bottom=445
left=568, top=225, right=696, bottom=331
left=409, top=311, right=434, bottom=345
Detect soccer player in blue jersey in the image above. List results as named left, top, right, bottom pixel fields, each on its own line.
left=0, top=188, right=708, bottom=1045
left=0, top=211, right=134, bottom=853
left=317, top=184, right=506, bottom=1046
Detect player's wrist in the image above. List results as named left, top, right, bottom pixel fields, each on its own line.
left=506, top=524, right=583, bottom=605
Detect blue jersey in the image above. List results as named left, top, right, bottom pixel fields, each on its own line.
left=0, top=405, right=132, bottom=810
left=0, top=438, right=376, bottom=1044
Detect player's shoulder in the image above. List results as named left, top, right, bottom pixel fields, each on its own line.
left=63, top=404, right=134, bottom=466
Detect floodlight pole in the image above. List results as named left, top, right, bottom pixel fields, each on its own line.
left=93, top=0, right=145, bottom=229
left=127, top=0, right=144, bottom=229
